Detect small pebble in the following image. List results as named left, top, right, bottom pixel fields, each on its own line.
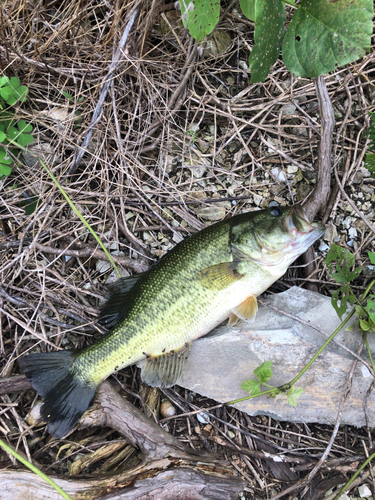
left=287, top=165, right=299, bottom=174
left=319, top=241, right=330, bottom=253
left=271, top=167, right=287, bottom=182
left=348, top=227, right=357, bottom=239
left=197, top=412, right=210, bottom=424
left=358, top=484, right=372, bottom=498
left=342, top=216, right=352, bottom=230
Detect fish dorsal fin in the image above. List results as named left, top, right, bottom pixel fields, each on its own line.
left=198, top=262, right=244, bottom=291
left=141, top=343, right=191, bottom=388
left=228, top=295, right=258, bottom=325
left=99, top=272, right=148, bottom=329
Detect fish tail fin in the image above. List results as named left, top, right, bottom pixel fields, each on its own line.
left=18, top=350, right=97, bottom=438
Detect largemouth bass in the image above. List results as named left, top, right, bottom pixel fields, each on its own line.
left=19, top=204, right=324, bottom=438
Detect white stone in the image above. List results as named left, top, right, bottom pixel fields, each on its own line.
left=342, top=217, right=352, bottom=230
left=319, top=241, right=330, bottom=253
left=287, top=165, right=299, bottom=174
left=358, top=484, right=371, bottom=498
left=253, top=194, right=263, bottom=206
left=271, top=167, right=287, bottom=182
left=348, top=227, right=358, bottom=239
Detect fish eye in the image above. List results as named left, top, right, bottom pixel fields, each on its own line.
left=269, top=207, right=282, bottom=217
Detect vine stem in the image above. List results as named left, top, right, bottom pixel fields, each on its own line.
left=333, top=450, right=375, bottom=500
left=226, top=278, right=375, bottom=406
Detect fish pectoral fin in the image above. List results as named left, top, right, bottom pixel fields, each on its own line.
left=198, top=262, right=244, bottom=291
left=231, top=295, right=258, bottom=323
left=141, top=343, right=192, bottom=388
left=99, top=272, right=149, bottom=329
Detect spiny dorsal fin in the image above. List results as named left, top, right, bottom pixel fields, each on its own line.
left=99, top=272, right=148, bottom=329
left=228, top=295, right=258, bottom=325
left=141, top=343, right=191, bottom=388
left=198, top=262, right=243, bottom=291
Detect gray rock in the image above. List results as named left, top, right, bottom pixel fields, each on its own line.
left=280, top=103, right=296, bottom=116
left=176, top=287, right=375, bottom=427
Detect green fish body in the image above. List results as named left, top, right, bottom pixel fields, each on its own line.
left=19, top=205, right=324, bottom=437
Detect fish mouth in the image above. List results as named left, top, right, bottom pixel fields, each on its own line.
left=286, top=205, right=325, bottom=243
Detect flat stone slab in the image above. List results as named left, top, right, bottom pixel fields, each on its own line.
left=176, top=287, right=375, bottom=426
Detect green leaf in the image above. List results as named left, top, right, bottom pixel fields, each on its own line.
left=9, top=77, right=20, bottom=89
left=61, top=90, right=74, bottom=100
left=0, top=148, right=13, bottom=165
left=360, top=319, right=370, bottom=331
left=331, top=286, right=355, bottom=320
left=0, top=86, right=14, bottom=102
left=282, top=0, right=373, bottom=78
left=369, top=252, right=375, bottom=265
left=17, top=132, right=34, bottom=147
left=254, top=360, right=273, bottom=384
left=287, top=386, right=304, bottom=407
left=19, top=195, right=41, bottom=215
left=241, top=379, right=261, bottom=396
left=179, top=0, right=220, bottom=43
left=17, top=120, right=33, bottom=133
left=246, top=0, right=285, bottom=83
left=326, top=244, right=362, bottom=283
left=0, top=130, right=6, bottom=142
left=240, top=0, right=256, bottom=21
left=0, top=163, right=11, bottom=175
left=366, top=298, right=375, bottom=324
left=0, top=76, right=10, bottom=87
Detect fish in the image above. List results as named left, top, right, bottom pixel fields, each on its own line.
left=18, top=204, right=325, bottom=438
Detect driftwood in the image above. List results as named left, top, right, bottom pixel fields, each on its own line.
left=1, top=380, right=245, bottom=500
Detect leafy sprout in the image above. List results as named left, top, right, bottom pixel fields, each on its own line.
left=0, top=76, right=33, bottom=179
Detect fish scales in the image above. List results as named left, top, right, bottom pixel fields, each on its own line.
left=19, top=205, right=325, bottom=438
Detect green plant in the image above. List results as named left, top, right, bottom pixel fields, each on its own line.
left=0, top=76, right=33, bottom=178
left=178, top=0, right=373, bottom=83
left=241, top=360, right=304, bottom=406
left=326, top=244, right=375, bottom=333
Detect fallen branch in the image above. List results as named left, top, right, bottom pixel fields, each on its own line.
left=302, top=75, right=335, bottom=292
left=1, top=380, right=245, bottom=499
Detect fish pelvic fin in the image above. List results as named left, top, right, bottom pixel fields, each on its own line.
left=228, top=295, right=258, bottom=326
left=18, top=350, right=97, bottom=439
left=141, top=343, right=191, bottom=388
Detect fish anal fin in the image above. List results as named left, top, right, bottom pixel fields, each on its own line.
left=99, top=272, right=148, bottom=329
left=141, top=343, right=191, bottom=388
left=198, top=262, right=244, bottom=291
left=232, top=295, right=258, bottom=322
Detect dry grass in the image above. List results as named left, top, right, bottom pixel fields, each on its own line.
left=0, top=0, right=375, bottom=498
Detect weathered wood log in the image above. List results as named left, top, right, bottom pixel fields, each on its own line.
left=97, top=468, right=246, bottom=500
left=1, top=381, right=245, bottom=500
